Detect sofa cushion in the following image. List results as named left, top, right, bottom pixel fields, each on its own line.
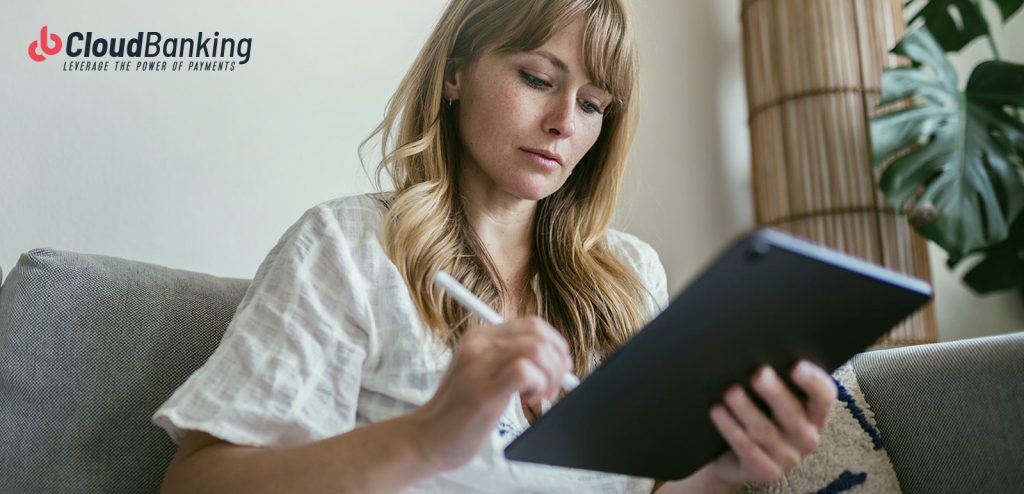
left=851, top=332, right=1024, bottom=493
left=0, top=248, right=250, bottom=494
left=741, top=364, right=901, bottom=494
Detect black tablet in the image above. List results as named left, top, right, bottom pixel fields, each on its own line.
left=503, top=228, right=932, bottom=480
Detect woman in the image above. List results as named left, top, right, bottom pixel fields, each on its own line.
left=153, top=0, right=837, bottom=492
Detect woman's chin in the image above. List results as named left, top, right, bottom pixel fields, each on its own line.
left=505, top=177, right=566, bottom=202
left=507, top=186, right=558, bottom=203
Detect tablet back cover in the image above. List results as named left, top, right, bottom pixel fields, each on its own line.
left=503, top=228, right=931, bottom=480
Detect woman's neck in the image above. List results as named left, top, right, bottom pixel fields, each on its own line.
left=457, top=168, right=537, bottom=304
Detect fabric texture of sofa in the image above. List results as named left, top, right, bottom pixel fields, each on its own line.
left=1, top=248, right=1022, bottom=493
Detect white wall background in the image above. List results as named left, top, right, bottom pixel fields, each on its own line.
left=2, top=1, right=1021, bottom=341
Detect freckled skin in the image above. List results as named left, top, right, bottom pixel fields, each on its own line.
left=446, top=18, right=610, bottom=202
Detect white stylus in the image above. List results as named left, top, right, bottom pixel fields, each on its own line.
left=433, top=270, right=580, bottom=392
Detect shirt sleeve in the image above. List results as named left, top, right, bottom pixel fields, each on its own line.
left=643, top=243, right=670, bottom=314
left=607, top=230, right=670, bottom=317
left=152, top=205, right=374, bottom=448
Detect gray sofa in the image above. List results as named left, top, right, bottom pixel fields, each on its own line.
left=0, top=248, right=1022, bottom=493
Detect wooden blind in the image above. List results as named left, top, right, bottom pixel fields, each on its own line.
left=740, top=0, right=937, bottom=345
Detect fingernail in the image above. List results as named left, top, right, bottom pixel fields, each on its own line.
left=797, top=360, right=814, bottom=379
left=727, top=385, right=744, bottom=401
left=758, top=366, right=775, bottom=385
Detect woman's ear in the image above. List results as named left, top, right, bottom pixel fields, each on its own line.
left=443, top=62, right=462, bottom=102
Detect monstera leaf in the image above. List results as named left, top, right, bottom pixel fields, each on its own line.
left=908, top=0, right=1024, bottom=52
left=871, top=27, right=1024, bottom=270
left=962, top=213, right=1024, bottom=292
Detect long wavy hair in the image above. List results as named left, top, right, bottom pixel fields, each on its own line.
left=360, top=0, right=654, bottom=376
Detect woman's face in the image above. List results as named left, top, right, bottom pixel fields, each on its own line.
left=445, top=18, right=612, bottom=202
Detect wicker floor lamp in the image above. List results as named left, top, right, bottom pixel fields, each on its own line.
left=740, top=0, right=937, bottom=345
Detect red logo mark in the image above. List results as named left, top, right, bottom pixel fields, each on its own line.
left=28, top=26, right=62, bottom=62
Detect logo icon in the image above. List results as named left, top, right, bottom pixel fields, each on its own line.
left=28, top=26, right=62, bottom=62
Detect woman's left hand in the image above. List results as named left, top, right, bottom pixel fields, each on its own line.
left=708, top=360, right=838, bottom=486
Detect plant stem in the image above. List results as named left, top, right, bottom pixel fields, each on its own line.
left=982, top=16, right=1024, bottom=122
left=986, top=34, right=1002, bottom=61
left=988, top=36, right=1024, bottom=123
left=977, top=0, right=1003, bottom=60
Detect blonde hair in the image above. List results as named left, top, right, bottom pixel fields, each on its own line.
left=360, top=0, right=653, bottom=376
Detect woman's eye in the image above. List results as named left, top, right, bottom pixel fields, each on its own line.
left=520, top=69, right=604, bottom=115
left=520, top=70, right=551, bottom=89
left=579, top=99, right=603, bottom=115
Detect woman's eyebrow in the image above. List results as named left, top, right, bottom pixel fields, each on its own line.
left=531, top=50, right=569, bottom=73
left=529, top=50, right=607, bottom=96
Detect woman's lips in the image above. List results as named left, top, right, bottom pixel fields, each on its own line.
left=521, top=148, right=562, bottom=170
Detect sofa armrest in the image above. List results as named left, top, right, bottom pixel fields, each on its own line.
left=0, top=248, right=250, bottom=493
left=850, top=332, right=1024, bottom=493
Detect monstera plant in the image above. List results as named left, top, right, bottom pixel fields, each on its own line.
left=871, top=0, right=1024, bottom=295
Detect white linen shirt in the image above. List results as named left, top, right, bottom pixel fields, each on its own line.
left=152, top=193, right=670, bottom=493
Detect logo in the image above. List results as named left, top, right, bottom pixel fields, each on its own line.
left=26, top=26, right=252, bottom=72
left=28, top=25, right=62, bottom=62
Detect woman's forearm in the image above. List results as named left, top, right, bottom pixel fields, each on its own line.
left=161, top=414, right=443, bottom=494
left=653, top=463, right=743, bottom=494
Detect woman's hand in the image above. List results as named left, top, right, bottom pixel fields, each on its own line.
left=708, top=360, right=837, bottom=486
left=407, top=316, right=573, bottom=472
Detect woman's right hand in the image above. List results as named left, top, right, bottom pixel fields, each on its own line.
left=407, top=316, right=573, bottom=472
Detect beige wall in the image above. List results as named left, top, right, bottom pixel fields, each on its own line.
left=3, top=1, right=1021, bottom=340
left=618, top=1, right=753, bottom=297
left=1, top=0, right=449, bottom=278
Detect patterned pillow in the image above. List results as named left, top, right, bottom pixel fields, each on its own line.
left=740, top=364, right=901, bottom=494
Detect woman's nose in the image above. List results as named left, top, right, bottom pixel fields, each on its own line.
left=545, top=97, right=576, bottom=138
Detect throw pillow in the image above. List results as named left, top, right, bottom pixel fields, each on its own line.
left=740, top=364, right=901, bottom=494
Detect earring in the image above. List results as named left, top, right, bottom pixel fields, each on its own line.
left=448, top=99, right=453, bottom=109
